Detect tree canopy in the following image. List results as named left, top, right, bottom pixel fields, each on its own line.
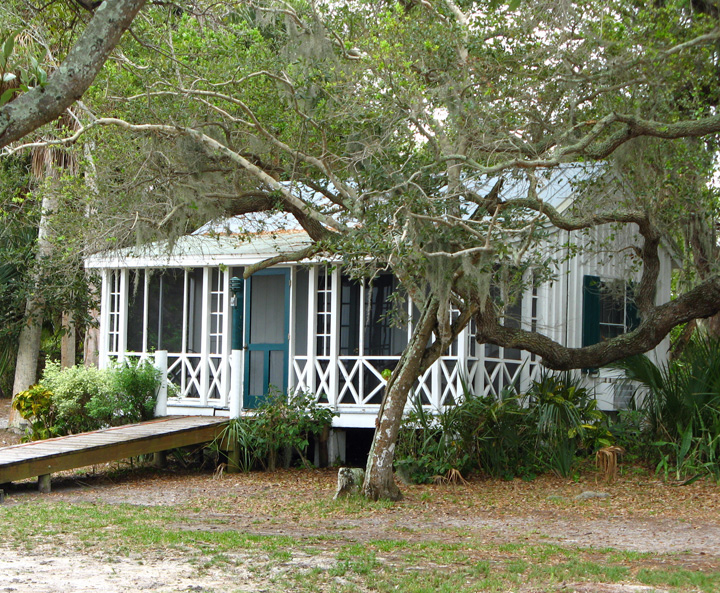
left=3, top=0, right=720, bottom=498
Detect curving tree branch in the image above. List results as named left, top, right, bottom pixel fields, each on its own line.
left=0, top=0, right=147, bottom=148
left=475, top=276, right=720, bottom=371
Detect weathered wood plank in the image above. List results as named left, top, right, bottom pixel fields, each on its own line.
left=0, top=417, right=228, bottom=484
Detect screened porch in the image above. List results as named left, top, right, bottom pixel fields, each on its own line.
left=98, top=263, right=541, bottom=425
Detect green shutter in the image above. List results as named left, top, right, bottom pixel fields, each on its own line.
left=582, top=275, right=601, bottom=347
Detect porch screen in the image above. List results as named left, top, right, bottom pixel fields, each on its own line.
left=126, top=270, right=145, bottom=352
left=147, top=269, right=185, bottom=352
left=338, top=273, right=408, bottom=356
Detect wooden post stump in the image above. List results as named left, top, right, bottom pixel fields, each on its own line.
left=38, top=474, right=51, bottom=494
left=152, top=451, right=167, bottom=468
left=333, top=467, right=365, bottom=499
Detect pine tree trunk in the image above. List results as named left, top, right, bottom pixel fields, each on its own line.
left=362, top=299, right=439, bottom=501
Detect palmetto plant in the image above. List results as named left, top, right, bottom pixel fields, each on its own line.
left=612, top=337, right=720, bottom=480
left=613, top=339, right=720, bottom=442
left=525, top=371, right=607, bottom=477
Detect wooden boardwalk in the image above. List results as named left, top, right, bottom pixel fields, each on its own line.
left=0, top=416, right=229, bottom=492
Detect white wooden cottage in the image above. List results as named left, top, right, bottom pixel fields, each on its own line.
left=84, top=167, right=675, bottom=455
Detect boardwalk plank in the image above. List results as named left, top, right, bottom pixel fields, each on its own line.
left=0, top=417, right=228, bottom=485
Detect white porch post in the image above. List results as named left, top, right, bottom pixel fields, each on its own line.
left=288, top=266, right=296, bottom=393
left=307, top=265, right=318, bottom=393
left=358, top=278, right=366, bottom=403
left=98, top=269, right=110, bottom=368
left=141, top=270, right=150, bottom=354
left=329, top=266, right=340, bottom=408
left=220, top=268, right=231, bottom=407
left=229, top=275, right=245, bottom=418
left=200, top=267, right=210, bottom=406
left=431, top=357, right=442, bottom=409
left=477, top=329, right=487, bottom=396
left=118, top=269, right=129, bottom=362
left=154, top=349, right=168, bottom=416
left=457, top=322, right=468, bottom=402
left=520, top=283, right=533, bottom=393
left=230, top=349, right=243, bottom=418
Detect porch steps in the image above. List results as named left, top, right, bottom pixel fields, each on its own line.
left=0, top=416, right=228, bottom=493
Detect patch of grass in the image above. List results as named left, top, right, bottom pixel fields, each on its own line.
left=637, top=567, right=720, bottom=591
left=290, top=493, right=397, bottom=519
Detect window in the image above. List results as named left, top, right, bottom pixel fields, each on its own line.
left=335, top=272, right=408, bottom=357
left=582, top=276, right=639, bottom=347
left=107, top=271, right=121, bottom=354
left=317, top=269, right=332, bottom=356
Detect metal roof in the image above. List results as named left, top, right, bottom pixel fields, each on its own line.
left=85, top=229, right=313, bottom=269
left=86, top=164, right=614, bottom=270
left=463, top=163, right=610, bottom=212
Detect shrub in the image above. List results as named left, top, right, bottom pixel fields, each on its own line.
left=457, top=388, right=535, bottom=479
left=394, top=397, right=474, bottom=483
left=86, top=359, right=160, bottom=426
left=526, top=371, right=611, bottom=477
left=218, top=390, right=335, bottom=472
left=395, top=371, right=613, bottom=483
left=19, top=359, right=162, bottom=439
left=40, top=361, right=114, bottom=434
left=11, top=384, right=60, bottom=441
left=612, top=336, right=720, bottom=480
left=395, top=385, right=536, bottom=484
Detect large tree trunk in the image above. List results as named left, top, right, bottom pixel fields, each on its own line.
left=362, top=298, right=439, bottom=501
left=7, top=302, right=44, bottom=428
left=8, top=193, right=54, bottom=428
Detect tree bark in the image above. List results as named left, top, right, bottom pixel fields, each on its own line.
left=8, top=193, right=54, bottom=428
left=362, top=298, right=439, bottom=501
left=61, top=311, right=76, bottom=368
left=84, top=304, right=100, bottom=367
left=8, top=302, right=44, bottom=428
left=474, top=275, right=720, bottom=371
left=0, top=0, right=147, bottom=148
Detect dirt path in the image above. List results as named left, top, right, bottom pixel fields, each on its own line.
left=2, top=465, right=719, bottom=592
left=4, top=464, right=720, bottom=556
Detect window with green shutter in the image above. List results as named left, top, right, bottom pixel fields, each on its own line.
left=582, top=275, right=639, bottom=371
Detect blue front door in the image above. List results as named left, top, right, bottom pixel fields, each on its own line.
left=244, top=269, right=290, bottom=408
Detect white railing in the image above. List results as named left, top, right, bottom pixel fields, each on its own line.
left=292, top=354, right=468, bottom=409
left=292, top=352, right=543, bottom=410
left=164, top=353, right=229, bottom=407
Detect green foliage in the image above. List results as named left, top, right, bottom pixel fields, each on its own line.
left=396, top=372, right=613, bottom=483
left=11, top=384, right=60, bottom=441
left=395, top=397, right=475, bottom=483
left=217, top=390, right=335, bottom=472
left=611, top=336, right=720, bottom=481
left=85, top=359, right=161, bottom=427
left=40, top=361, right=114, bottom=434
left=18, top=359, right=161, bottom=440
left=526, top=371, right=611, bottom=477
